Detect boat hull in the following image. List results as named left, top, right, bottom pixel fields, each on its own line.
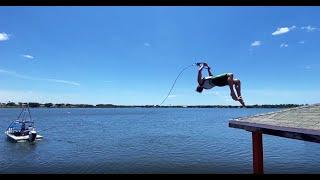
left=5, top=131, right=43, bottom=143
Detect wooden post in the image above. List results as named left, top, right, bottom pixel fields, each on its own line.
left=252, top=131, right=264, bottom=174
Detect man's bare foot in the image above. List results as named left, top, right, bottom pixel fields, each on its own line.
left=238, top=96, right=246, bottom=107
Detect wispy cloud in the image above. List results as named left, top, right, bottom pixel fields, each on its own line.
left=280, top=43, right=289, bottom=48
left=272, top=26, right=296, bottom=36
left=0, top=89, right=82, bottom=104
left=0, top=32, right=9, bottom=41
left=203, top=91, right=220, bottom=96
left=168, top=95, right=176, bottom=98
left=251, top=41, right=261, bottom=47
left=104, top=80, right=113, bottom=86
left=0, top=68, right=80, bottom=86
left=144, top=42, right=151, bottom=47
left=301, top=25, right=318, bottom=32
left=22, top=54, right=34, bottom=59
left=47, top=79, right=80, bottom=86
left=223, top=95, right=233, bottom=102
left=298, top=41, right=305, bottom=44
left=305, top=65, right=312, bottom=70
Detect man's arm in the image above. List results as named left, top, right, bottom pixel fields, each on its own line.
left=197, top=65, right=204, bottom=85
left=203, top=63, right=213, bottom=76
left=207, top=66, right=213, bottom=76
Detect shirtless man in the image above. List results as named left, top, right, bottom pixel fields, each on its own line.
left=195, top=63, right=245, bottom=107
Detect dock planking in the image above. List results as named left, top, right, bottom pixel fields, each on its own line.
left=229, top=104, right=320, bottom=143
left=228, top=103, right=320, bottom=174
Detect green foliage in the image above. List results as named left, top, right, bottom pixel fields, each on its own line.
left=0, top=102, right=307, bottom=108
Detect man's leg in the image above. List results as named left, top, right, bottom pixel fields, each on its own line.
left=234, top=79, right=246, bottom=107
left=227, top=73, right=238, bottom=101
left=234, top=79, right=242, bottom=98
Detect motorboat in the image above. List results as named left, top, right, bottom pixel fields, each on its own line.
left=5, top=104, right=43, bottom=142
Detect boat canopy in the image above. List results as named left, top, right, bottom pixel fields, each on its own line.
left=6, top=104, right=36, bottom=133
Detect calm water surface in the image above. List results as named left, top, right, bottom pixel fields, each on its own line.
left=0, top=108, right=319, bottom=174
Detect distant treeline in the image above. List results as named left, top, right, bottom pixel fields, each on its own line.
left=0, top=102, right=307, bottom=108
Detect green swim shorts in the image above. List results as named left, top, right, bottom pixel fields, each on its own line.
left=210, top=73, right=229, bottom=87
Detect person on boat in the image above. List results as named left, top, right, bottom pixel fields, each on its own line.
left=195, top=62, right=245, bottom=107
left=20, top=122, right=26, bottom=135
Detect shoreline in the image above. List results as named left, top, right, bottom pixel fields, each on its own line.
left=0, top=104, right=304, bottom=109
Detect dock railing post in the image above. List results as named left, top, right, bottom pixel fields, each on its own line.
left=252, top=131, right=264, bottom=174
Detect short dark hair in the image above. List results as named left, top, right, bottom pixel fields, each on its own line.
left=196, top=86, right=204, bottom=93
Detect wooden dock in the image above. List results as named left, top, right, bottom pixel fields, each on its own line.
left=229, top=104, right=320, bottom=174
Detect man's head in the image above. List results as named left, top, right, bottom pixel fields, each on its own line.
left=196, top=85, right=204, bottom=93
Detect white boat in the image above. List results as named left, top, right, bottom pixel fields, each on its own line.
left=5, top=105, right=43, bottom=142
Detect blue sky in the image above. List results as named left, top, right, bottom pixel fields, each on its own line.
left=0, top=6, right=320, bottom=105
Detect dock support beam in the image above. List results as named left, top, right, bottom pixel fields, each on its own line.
left=252, top=131, right=264, bottom=174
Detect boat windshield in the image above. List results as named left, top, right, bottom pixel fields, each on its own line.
left=8, top=121, right=34, bottom=131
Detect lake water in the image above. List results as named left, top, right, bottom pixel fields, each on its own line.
left=0, top=108, right=319, bottom=174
